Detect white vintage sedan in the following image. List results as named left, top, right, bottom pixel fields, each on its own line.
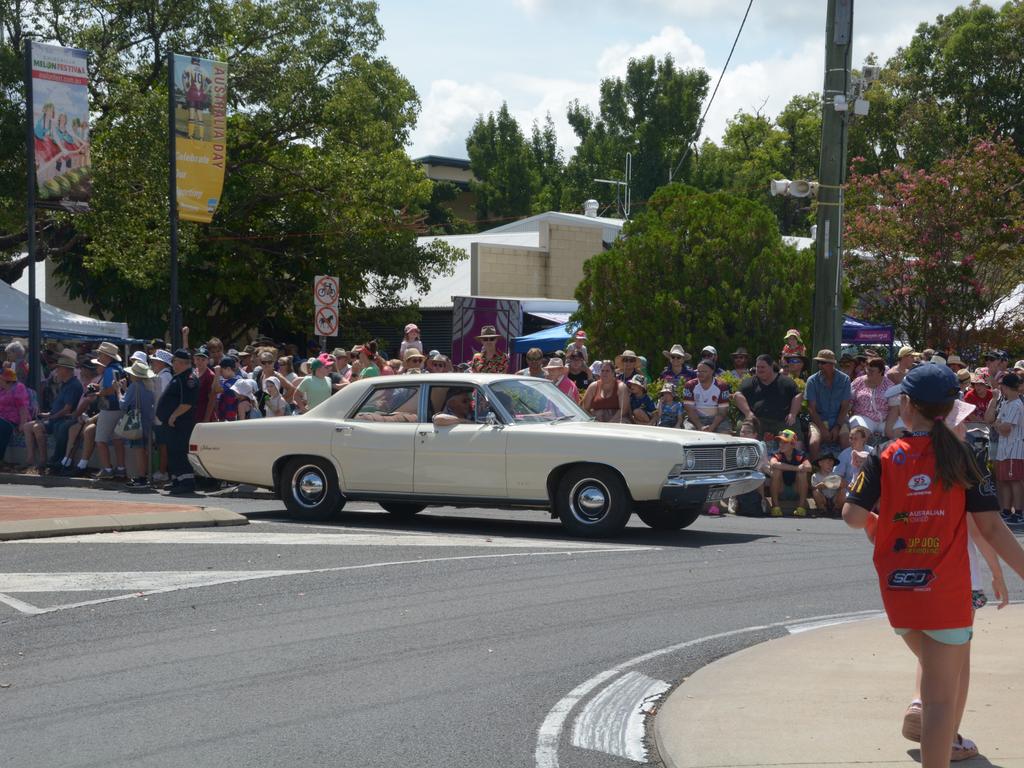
left=188, top=374, right=765, bottom=536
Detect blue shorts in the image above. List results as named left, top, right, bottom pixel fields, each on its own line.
left=893, top=627, right=973, bottom=645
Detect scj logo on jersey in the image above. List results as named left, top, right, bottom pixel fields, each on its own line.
left=907, top=473, right=932, bottom=493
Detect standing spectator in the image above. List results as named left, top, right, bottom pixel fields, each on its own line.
left=733, top=354, right=803, bottom=441
left=615, top=350, right=642, bottom=383
left=151, top=349, right=173, bottom=399
left=543, top=357, right=579, bottom=401
left=919, top=347, right=935, bottom=362
left=982, top=349, right=1008, bottom=386
left=565, top=350, right=592, bottom=393
left=402, top=349, right=426, bottom=373
left=231, top=378, right=259, bottom=420
left=330, top=349, right=351, bottom=389
left=295, top=357, right=333, bottom=412
left=121, top=360, right=157, bottom=488
left=836, top=425, right=873, bottom=495
left=946, top=354, right=966, bottom=373
left=205, top=337, right=224, bottom=368
left=0, top=367, right=30, bottom=466
left=213, top=356, right=242, bottom=422
left=886, top=346, right=917, bottom=385
left=470, top=326, right=508, bottom=373
left=627, top=375, right=656, bottom=424
left=728, top=347, right=752, bottom=381
left=517, top=348, right=546, bottom=378
left=263, top=377, right=288, bottom=417
left=964, top=375, right=993, bottom=423
left=582, top=361, right=629, bottom=423
left=191, top=346, right=216, bottom=423
left=252, top=350, right=296, bottom=412
left=955, top=368, right=972, bottom=394
left=277, top=356, right=297, bottom=385
left=653, top=383, right=683, bottom=428
left=804, top=349, right=852, bottom=460
left=566, top=329, right=588, bottom=362
left=849, top=357, right=892, bottom=438
left=768, top=429, right=811, bottom=517
left=237, top=345, right=255, bottom=376
left=991, top=372, right=1024, bottom=524
left=90, top=341, right=127, bottom=479
left=155, top=349, right=198, bottom=494
left=683, top=359, right=731, bottom=433
left=660, top=344, right=695, bottom=386
left=353, top=342, right=380, bottom=378
left=781, top=329, right=806, bottom=359
left=399, top=323, right=423, bottom=360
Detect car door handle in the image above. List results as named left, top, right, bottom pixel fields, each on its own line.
left=417, top=429, right=433, bottom=436
left=335, top=425, right=353, bottom=433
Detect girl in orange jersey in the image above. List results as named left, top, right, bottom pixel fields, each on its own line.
left=843, top=363, right=1024, bottom=768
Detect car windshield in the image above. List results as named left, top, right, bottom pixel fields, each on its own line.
left=487, top=379, right=590, bottom=423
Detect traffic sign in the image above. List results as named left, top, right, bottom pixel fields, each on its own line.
left=314, top=275, right=339, bottom=307
left=315, top=305, right=339, bottom=337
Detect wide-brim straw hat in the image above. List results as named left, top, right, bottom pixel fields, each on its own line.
left=475, top=325, right=500, bottom=341
left=127, top=360, right=157, bottom=379
left=662, top=344, right=691, bottom=362
left=94, top=341, right=122, bottom=362
left=543, top=357, right=566, bottom=371
left=615, top=350, right=640, bottom=369
left=403, top=348, right=426, bottom=364
left=56, top=349, right=78, bottom=368
left=813, top=349, right=838, bottom=364
left=946, top=354, right=964, bottom=368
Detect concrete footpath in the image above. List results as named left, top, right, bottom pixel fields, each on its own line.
left=0, top=494, right=247, bottom=541
left=656, top=605, right=1024, bottom=768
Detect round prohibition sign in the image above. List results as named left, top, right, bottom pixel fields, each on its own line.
left=314, top=275, right=339, bottom=306
left=315, top=305, right=339, bottom=336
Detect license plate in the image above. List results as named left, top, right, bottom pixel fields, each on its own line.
left=706, top=487, right=726, bottom=502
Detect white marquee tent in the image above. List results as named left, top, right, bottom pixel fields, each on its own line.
left=0, top=280, right=131, bottom=341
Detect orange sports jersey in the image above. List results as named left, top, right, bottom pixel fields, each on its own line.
left=846, top=434, right=998, bottom=630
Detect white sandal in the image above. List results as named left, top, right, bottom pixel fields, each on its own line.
left=901, top=700, right=922, bottom=742
left=951, top=734, right=979, bottom=762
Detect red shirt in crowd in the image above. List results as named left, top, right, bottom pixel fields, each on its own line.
left=962, top=387, right=992, bottom=421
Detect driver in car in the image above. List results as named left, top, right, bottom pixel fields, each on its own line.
left=433, top=388, right=476, bottom=426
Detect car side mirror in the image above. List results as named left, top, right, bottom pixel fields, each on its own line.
left=485, top=412, right=502, bottom=428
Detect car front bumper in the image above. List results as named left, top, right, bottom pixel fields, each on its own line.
left=660, top=470, right=766, bottom=508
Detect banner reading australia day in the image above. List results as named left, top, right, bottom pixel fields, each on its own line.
left=31, top=43, right=92, bottom=211
left=173, top=54, right=227, bottom=223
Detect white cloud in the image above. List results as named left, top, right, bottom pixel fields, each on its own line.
left=409, top=79, right=504, bottom=157
left=597, top=25, right=707, bottom=79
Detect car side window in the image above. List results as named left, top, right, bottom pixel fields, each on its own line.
left=428, top=385, right=492, bottom=423
left=352, top=385, right=421, bottom=423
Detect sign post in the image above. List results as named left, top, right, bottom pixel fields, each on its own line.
left=313, top=275, right=339, bottom=344
left=23, top=42, right=40, bottom=394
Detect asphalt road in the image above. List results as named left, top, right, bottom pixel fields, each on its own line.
left=2, top=488, right=1018, bottom=768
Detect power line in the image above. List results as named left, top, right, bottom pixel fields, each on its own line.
left=670, top=0, right=755, bottom=182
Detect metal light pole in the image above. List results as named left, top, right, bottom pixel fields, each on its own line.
left=811, top=0, right=854, bottom=359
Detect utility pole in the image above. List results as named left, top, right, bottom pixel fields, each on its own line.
left=811, top=0, right=853, bottom=359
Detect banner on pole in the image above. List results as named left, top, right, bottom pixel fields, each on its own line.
left=30, top=43, right=92, bottom=211
left=172, top=54, right=227, bottom=223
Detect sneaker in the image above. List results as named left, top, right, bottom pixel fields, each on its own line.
left=794, top=506, right=808, bottom=517
left=152, top=471, right=169, bottom=483
left=94, top=468, right=114, bottom=481
left=1010, top=512, right=1024, bottom=526
left=124, top=478, right=149, bottom=488
left=113, top=467, right=127, bottom=480
left=770, top=506, right=783, bottom=517
left=166, top=482, right=196, bottom=496
left=1001, top=510, right=1013, bottom=523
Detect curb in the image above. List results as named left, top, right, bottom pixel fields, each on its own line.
left=0, top=472, right=275, bottom=500
left=0, top=505, right=247, bottom=541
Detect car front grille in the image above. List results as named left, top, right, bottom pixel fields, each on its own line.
left=687, top=446, right=743, bottom=472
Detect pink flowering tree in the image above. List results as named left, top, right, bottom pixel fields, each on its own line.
left=843, top=137, right=1024, bottom=350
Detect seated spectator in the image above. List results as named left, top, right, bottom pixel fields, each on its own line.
left=660, top=344, right=695, bottom=386
left=517, top=348, right=546, bottom=378
left=838, top=351, right=857, bottom=379
left=683, top=359, right=731, bottom=433
left=806, top=349, right=852, bottom=458
left=0, top=367, right=30, bottom=466
left=615, top=350, right=643, bottom=383
left=627, top=375, right=656, bottom=424
left=386, top=358, right=403, bottom=374
left=566, top=329, right=588, bottom=362
left=810, top=453, right=843, bottom=517
left=886, top=346, right=916, bottom=385
left=728, top=347, right=751, bottom=381
left=781, top=329, right=806, bottom=360
left=21, top=350, right=82, bottom=473
left=4, top=340, right=29, bottom=385
left=768, top=429, right=811, bottom=517
left=582, top=361, right=629, bottom=423
left=733, top=354, right=802, bottom=441
left=544, top=357, right=579, bottom=402
left=653, top=382, right=683, bottom=428
left=566, top=350, right=592, bottom=394
left=698, top=346, right=725, bottom=376
left=399, top=323, right=423, bottom=360
left=849, top=357, right=891, bottom=437
left=782, top=354, right=807, bottom=380
left=59, top=361, right=103, bottom=475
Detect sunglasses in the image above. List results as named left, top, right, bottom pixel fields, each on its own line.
left=622, top=357, right=637, bottom=362
left=670, top=355, right=684, bottom=360
left=527, top=356, right=542, bottom=361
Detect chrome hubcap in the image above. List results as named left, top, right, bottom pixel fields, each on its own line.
left=569, top=478, right=611, bottom=524
left=292, top=466, right=326, bottom=508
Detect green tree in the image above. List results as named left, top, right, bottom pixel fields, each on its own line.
left=561, top=55, right=709, bottom=214
left=529, top=113, right=564, bottom=214
left=465, top=102, right=538, bottom=226
left=0, top=0, right=458, bottom=341
left=573, top=184, right=814, bottom=366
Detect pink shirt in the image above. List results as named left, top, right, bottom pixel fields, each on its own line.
left=0, top=382, right=30, bottom=424
left=555, top=375, right=579, bottom=402
left=850, top=375, right=890, bottom=423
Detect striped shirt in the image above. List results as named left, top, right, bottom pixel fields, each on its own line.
left=995, top=396, right=1024, bottom=462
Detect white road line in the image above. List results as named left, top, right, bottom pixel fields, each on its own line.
left=0, top=570, right=308, bottom=593
left=13, top=529, right=647, bottom=551
left=570, top=671, right=670, bottom=762
left=534, top=609, right=883, bottom=768
left=785, top=613, right=884, bottom=634
left=0, top=547, right=648, bottom=616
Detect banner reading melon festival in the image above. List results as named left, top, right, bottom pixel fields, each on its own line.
left=30, top=43, right=92, bottom=211
left=172, top=54, right=227, bottom=223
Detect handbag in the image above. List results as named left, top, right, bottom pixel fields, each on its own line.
left=115, top=383, right=144, bottom=441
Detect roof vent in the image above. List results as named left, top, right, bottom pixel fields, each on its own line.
left=583, top=199, right=599, bottom=218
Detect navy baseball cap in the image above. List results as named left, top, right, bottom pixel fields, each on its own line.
left=172, top=348, right=192, bottom=361
left=884, top=363, right=960, bottom=404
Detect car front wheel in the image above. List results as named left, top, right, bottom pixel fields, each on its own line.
left=635, top=503, right=701, bottom=531
left=280, top=457, right=344, bottom=520
left=555, top=466, right=631, bottom=537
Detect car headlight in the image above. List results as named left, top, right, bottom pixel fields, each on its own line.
left=736, top=445, right=758, bottom=468
left=682, top=449, right=697, bottom=471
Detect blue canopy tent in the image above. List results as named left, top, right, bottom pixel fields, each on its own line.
left=842, top=314, right=894, bottom=345
left=511, top=322, right=574, bottom=353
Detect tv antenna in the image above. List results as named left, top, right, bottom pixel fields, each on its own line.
left=594, top=152, right=631, bottom=219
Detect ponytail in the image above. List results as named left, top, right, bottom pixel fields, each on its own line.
left=913, top=399, right=984, bottom=489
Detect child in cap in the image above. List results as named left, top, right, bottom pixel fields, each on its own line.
left=768, top=428, right=811, bottom=517
left=963, top=374, right=992, bottom=422
left=653, top=382, right=683, bottom=428
left=566, top=329, right=588, bottom=362
left=627, top=375, right=656, bottom=425
left=781, top=329, right=806, bottom=360
left=811, top=452, right=842, bottom=517
left=399, top=324, right=423, bottom=359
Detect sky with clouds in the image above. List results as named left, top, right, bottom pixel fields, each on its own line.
left=376, top=0, right=991, bottom=161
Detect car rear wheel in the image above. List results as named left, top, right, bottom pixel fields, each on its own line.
left=635, top=503, right=701, bottom=531
left=280, top=457, right=344, bottom=521
left=380, top=502, right=426, bottom=518
left=555, top=466, right=631, bottom=537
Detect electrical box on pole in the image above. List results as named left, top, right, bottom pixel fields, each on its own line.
left=812, top=0, right=854, bottom=360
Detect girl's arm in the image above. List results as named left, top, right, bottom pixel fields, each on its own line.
left=972, top=510, right=1024, bottom=583
left=966, top=513, right=1009, bottom=608
left=617, top=383, right=629, bottom=423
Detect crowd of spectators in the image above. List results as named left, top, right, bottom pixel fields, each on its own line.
left=1, top=324, right=1022, bottom=520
